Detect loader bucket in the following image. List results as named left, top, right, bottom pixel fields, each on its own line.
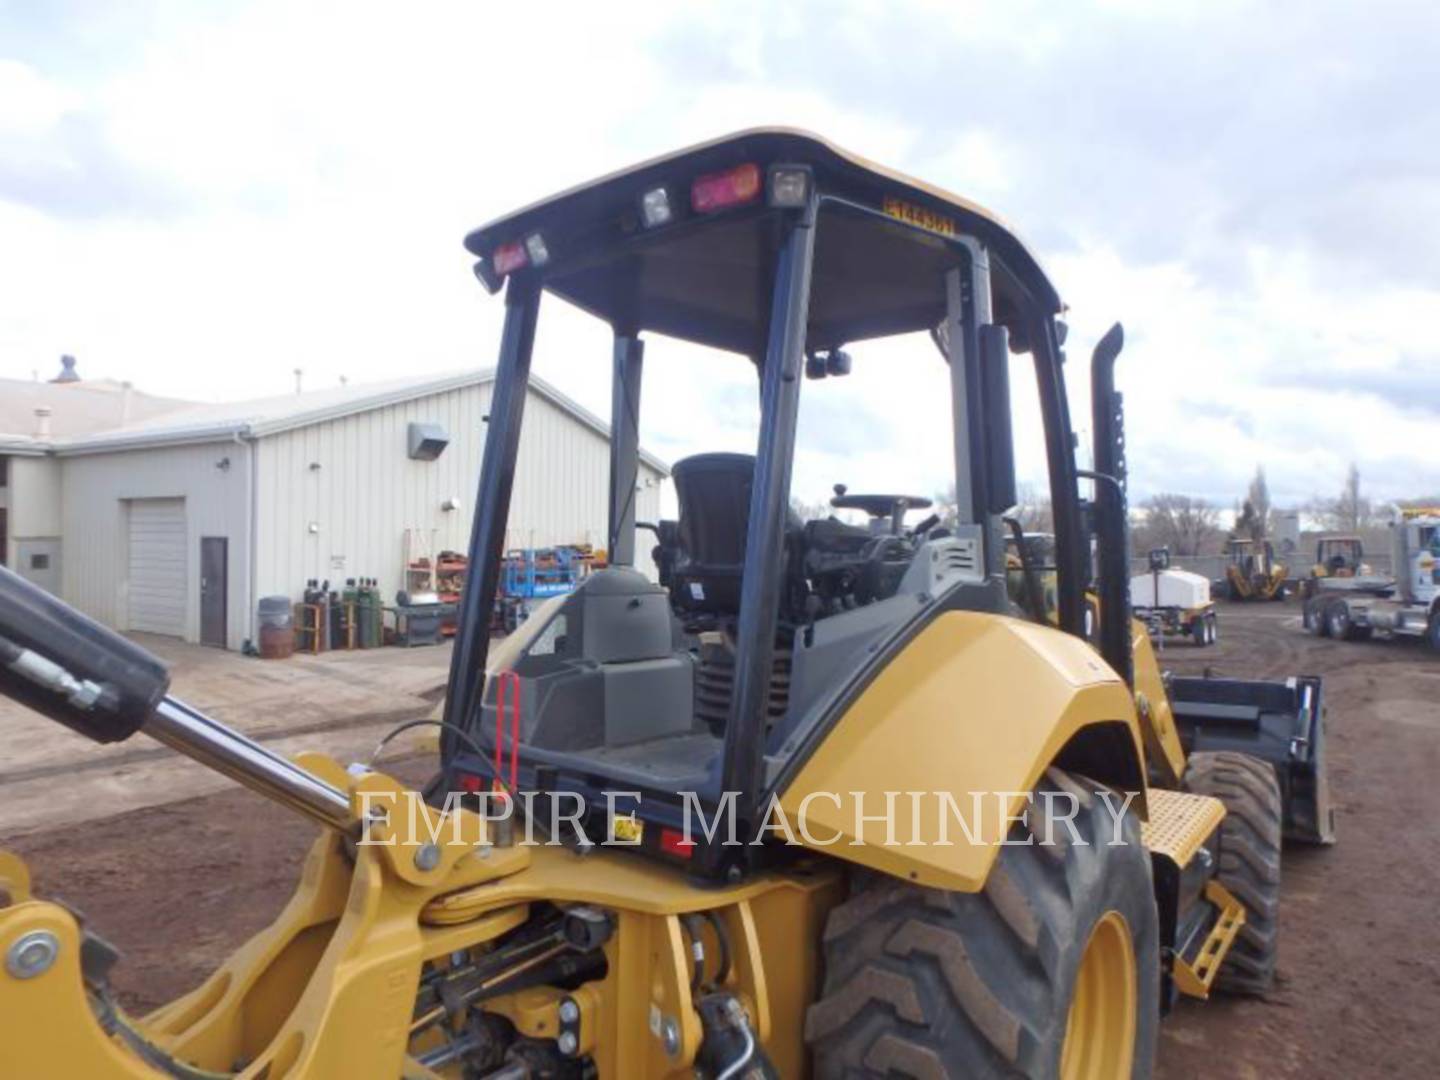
left=1169, top=673, right=1336, bottom=845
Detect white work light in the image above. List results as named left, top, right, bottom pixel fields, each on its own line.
left=640, top=187, right=673, bottom=228
left=767, top=166, right=811, bottom=208
left=524, top=232, right=550, bottom=267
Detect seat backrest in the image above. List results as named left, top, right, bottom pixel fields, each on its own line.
left=670, top=453, right=756, bottom=614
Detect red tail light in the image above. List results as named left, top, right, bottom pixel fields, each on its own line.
left=691, top=163, right=762, bottom=213
left=492, top=241, right=529, bottom=276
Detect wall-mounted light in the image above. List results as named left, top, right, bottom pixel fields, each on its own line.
left=408, top=422, right=449, bottom=461
left=307, top=522, right=320, bottom=534
left=441, top=496, right=462, bottom=513
left=308, top=462, right=321, bottom=472
left=216, top=456, right=231, bottom=472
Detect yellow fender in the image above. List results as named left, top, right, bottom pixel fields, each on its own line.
left=778, top=611, right=1146, bottom=893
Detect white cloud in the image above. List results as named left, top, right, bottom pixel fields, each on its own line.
left=0, top=59, right=76, bottom=134
left=0, top=0, right=1435, bottom=522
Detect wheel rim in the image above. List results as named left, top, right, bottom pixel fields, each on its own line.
left=1060, top=911, right=1137, bottom=1080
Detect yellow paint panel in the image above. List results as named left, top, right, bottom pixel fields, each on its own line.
left=780, top=611, right=1144, bottom=892
left=1131, top=622, right=1188, bottom=785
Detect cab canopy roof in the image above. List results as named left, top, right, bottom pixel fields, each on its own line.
left=465, top=128, right=1060, bottom=356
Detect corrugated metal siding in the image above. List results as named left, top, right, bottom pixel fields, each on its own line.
left=59, top=442, right=251, bottom=648
left=255, top=381, right=665, bottom=607
left=8, top=456, right=62, bottom=538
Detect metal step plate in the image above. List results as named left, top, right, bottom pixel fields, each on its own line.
left=1142, top=788, right=1225, bottom=868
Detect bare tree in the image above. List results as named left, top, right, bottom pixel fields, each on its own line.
left=1239, top=466, right=1271, bottom=540
left=933, top=483, right=959, bottom=529
left=790, top=495, right=832, bottom=521
left=1139, top=493, right=1220, bottom=556
left=1013, top=484, right=1053, bottom=534
left=1313, top=463, right=1373, bottom=532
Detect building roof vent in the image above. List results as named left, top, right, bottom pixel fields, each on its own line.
left=407, top=421, right=449, bottom=461
left=51, top=355, right=80, bottom=383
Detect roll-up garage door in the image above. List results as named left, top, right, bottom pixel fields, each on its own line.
left=128, top=498, right=187, bottom=637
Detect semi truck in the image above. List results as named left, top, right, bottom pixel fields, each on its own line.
left=1302, top=509, right=1440, bottom=647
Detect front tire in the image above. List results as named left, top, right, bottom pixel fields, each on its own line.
left=1183, top=752, right=1283, bottom=994
left=806, top=770, right=1159, bottom=1078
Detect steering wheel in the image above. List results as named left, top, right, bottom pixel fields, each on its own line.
left=830, top=486, right=932, bottom=536
left=830, top=493, right=933, bottom=516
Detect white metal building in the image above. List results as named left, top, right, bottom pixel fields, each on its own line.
left=1, top=370, right=667, bottom=650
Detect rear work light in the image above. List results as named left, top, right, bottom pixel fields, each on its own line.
left=639, top=186, right=673, bottom=228
left=767, top=165, right=811, bottom=208
left=524, top=232, right=550, bottom=267
left=691, top=162, right=762, bottom=213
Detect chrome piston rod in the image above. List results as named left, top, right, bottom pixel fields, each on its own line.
left=144, top=697, right=353, bottom=831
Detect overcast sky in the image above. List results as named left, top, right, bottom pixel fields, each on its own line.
left=2, top=0, right=1435, bottom=512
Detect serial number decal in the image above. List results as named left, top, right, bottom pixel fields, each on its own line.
left=882, top=197, right=957, bottom=237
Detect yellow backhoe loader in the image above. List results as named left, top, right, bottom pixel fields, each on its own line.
left=1223, top=538, right=1288, bottom=602
left=0, top=130, right=1333, bottom=1078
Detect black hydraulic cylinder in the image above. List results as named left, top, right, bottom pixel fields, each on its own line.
left=0, top=563, right=168, bottom=743
left=720, top=193, right=818, bottom=833
left=442, top=275, right=541, bottom=761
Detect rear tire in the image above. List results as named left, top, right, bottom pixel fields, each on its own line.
left=1183, top=752, right=1282, bottom=994
left=806, top=770, right=1159, bottom=1078
left=1429, top=612, right=1440, bottom=652
left=1192, top=616, right=1207, bottom=647
left=1324, top=600, right=1350, bottom=641
left=1207, top=613, right=1219, bottom=645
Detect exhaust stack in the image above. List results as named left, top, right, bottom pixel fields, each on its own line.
left=1089, top=323, right=1132, bottom=687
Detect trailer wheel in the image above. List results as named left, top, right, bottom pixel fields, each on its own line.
left=1206, top=613, right=1219, bottom=645
left=1183, top=752, right=1282, bottom=994
left=806, top=770, right=1159, bottom=1078
left=1429, top=611, right=1440, bottom=652
left=1192, top=616, right=1207, bottom=647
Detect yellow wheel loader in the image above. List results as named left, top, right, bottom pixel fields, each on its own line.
left=0, top=130, right=1333, bottom=1079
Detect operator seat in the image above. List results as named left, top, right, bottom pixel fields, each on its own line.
left=664, top=453, right=809, bottom=617
left=668, top=453, right=757, bottom=615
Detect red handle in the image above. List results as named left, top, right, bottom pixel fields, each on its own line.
left=493, top=670, right=521, bottom=795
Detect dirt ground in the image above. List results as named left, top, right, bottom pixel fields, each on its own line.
left=9, top=602, right=1439, bottom=1076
